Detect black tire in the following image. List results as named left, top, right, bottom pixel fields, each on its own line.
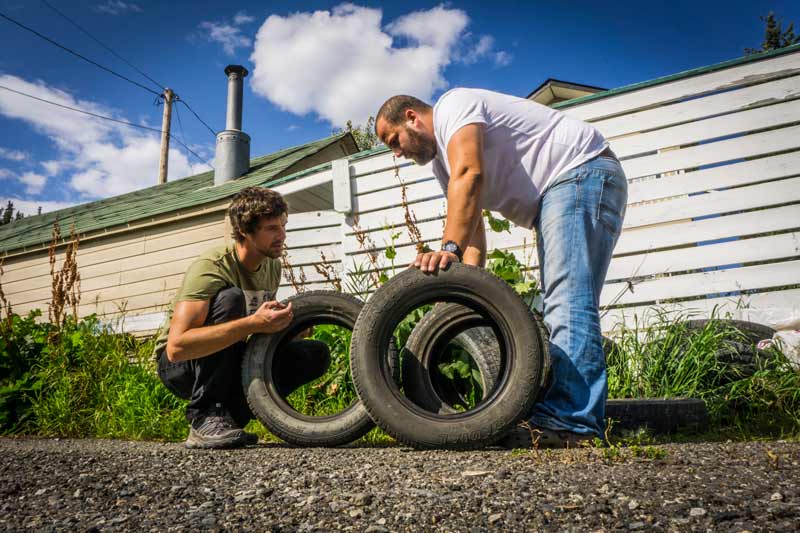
left=682, top=319, right=777, bottom=377
left=683, top=319, right=775, bottom=346
left=605, top=398, right=708, bottom=435
left=242, top=291, right=378, bottom=447
left=351, top=263, right=547, bottom=449
left=401, top=304, right=500, bottom=414
left=402, top=303, right=551, bottom=414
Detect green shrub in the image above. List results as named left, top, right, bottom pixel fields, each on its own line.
left=1, top=311, right=186, bottom=440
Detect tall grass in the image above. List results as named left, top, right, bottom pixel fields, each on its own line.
left=606, top=310, right=800, bottom=436
left=1, top=311, right=186, bottom=440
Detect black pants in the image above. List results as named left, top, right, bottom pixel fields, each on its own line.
left=157, top=287, right=330, bottom=427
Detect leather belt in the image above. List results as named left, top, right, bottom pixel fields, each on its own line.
left=598, top=147, right=618, bottom=161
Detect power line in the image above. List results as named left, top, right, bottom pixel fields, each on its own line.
left=40, top=0, right=166, bottom=93
left=173, top=98, right=188, bottom=151
left=0, top=9, right=162, bottom=97
left=178, top=98, right=218, bottom=137
left=3, top=6, right=219, bottom=141
left=0, top=83, right=213, bottom=169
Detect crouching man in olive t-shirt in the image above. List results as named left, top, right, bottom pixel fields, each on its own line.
left=154, top=187, right=330, bottom=449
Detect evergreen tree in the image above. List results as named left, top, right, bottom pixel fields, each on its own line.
left=15, top=210, right=24, bottom=221
left=37, top=206, right=42, bottom=216
left=1, top=201, right=13, bottom=225
left=746, top=12, right=800, bottom=55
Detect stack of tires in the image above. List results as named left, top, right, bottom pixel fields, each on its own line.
left=242, top=264, right=549, bottom=449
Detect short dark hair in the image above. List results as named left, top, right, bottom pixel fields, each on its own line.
left=375, top=95, right=432, bottom=127
left=228, top=187, right=288, bottom=242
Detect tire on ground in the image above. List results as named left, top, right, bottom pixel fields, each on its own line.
left=242, top=291, right=379, bottom=447
left=605, top=398, right=708, bottom=435
left=681, top=319, right=777, bottom=378
left=351, top=264, right=547, bottom=449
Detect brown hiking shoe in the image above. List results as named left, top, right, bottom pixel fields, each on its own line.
left=500, top=422, right=596, bottom=449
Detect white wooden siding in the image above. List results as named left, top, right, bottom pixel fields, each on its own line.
left=278, top=48, right=800, bottom=335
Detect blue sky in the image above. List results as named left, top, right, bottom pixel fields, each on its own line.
left=0, top=0, right=798, bottom=215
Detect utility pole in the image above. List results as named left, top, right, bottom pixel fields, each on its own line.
left=158, top=88, right=174, bottom=185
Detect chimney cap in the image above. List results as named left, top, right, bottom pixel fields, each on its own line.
left=225, top=65, right=249, bottom=77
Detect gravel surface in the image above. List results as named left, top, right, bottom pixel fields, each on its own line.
left=1, top=437, right=799, bottom=532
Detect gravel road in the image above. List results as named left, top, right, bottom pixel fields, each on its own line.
left=1, top=437, right=799, bottom=532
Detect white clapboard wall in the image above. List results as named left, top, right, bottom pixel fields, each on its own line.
left=278, top=47, right=800, bottom=335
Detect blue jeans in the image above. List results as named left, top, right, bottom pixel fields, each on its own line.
left=528, top=155, right=627, bottom=436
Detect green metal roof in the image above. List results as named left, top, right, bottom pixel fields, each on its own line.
left=553, top=43, right=800, bottom=110
left=0, top=133, right=353, bottom=255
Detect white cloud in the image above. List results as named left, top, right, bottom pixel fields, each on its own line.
left=456, top=35, right=513, bottom=67
left=250, top=3, right=473, bottom=127
left=233, top=11, right=255, bottom=25
left=494, top=50, right=513, bottom=67
left=0, top=168, right=12, bottom=179
left=0, top=75, right=211, bottom=202
left=41, top=160, right=62, bottom=176
left=0, top=198, right=77, bottom=216
left=0, top=147, right=27, bottom=162
left=18, top=172, right=46, bottom=195
left=95, top=1, right=141, bottom=16
left=197, top=11, right=254, bottom=56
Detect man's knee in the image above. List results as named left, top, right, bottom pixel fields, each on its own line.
left=206, top=287, right=245, bottom=325
left=303, top=339, right=331, bottom=374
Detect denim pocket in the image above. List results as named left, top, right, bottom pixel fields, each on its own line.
left=597, top=173, right=627, bottom=236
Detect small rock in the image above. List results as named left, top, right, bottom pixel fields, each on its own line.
left=488, top=513, right=503, bottom=524
left=34, top=489, right=46, bottom=496
left=462, top=470, right=492, bottom=477
left=365, top=527, right=388, bottom=533
left=629, top=522, right=645, bottom=530
left=494, top=468, right=511, bottom=479
left=349, top=508, right=364, bottom=518
left=234, top=491, right=255, bottom=503
left=771, top=492, right=784, bottom=502
left=72, top=489, right=81, bottom=499
left=689, top=507, right=707, bottom=517
left=376, top=518, right=387, bottom=525
left=628, top=499, right=639, bottom=510
left=352, top=492, right=373, bottom=506
left=329, top=501, right=341, bottom=512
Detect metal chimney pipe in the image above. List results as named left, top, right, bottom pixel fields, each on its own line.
left=225, top=65, right=246, bottom=131
left=214, top=65, right=251, bottom=186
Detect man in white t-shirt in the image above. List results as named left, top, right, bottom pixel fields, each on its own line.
left=376, top=88, right=628, bottom=448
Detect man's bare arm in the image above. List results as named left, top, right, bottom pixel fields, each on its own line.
left=166, top=299, right=293, bottom=362
left=413, top=123, right=486, bottom=273
left=462, top=215, right=486, bottom=267
left=442, top=123, right=485, bottom=251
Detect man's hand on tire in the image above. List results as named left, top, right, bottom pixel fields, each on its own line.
left=250, top=301, right=293, bottom=333
left=411, top=250, right=460, bottom=273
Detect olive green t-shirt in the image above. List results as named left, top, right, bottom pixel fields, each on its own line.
left=153, top=243, right=281, bottom=356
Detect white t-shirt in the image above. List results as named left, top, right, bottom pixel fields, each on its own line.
left=432, top=88, right=608, bottom=229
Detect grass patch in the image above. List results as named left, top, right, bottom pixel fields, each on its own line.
left=2, top=306, right=798, bottom=444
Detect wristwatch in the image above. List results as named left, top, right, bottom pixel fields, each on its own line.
left=441, top=240, right=463, bottom=261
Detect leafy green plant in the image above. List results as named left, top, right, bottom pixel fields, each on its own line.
left=0, top=311, right=186, bottom=440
